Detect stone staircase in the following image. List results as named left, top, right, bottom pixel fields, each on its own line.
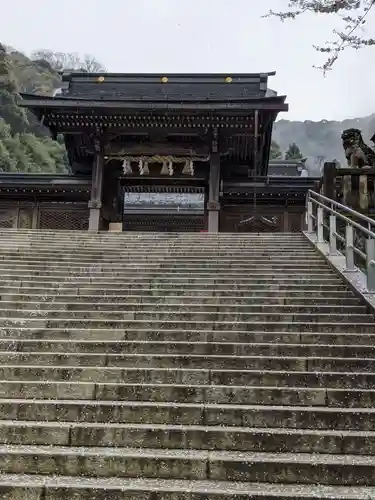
left=0, top=230, right=374, bottom=499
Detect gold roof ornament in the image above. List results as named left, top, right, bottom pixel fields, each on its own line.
left=161, top=76, right=169, bottom=83
left=225, top=76, right=233, bottom=83
left=97, top=76, right=105, bottom=83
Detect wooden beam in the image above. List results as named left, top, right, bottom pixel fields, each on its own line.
left=359, top=174, right=369, bottom=211
left=101, top=142, right=210, bottom=158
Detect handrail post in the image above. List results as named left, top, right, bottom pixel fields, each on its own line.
left=329, top=214, right=337, bottom=255
left=366, top=237, right=375, bottom=292
left=345, top=224, right=355, bottom=271
left=307, top=200, right=313, bottom=233
left=317, top=207, right=324, bottom=243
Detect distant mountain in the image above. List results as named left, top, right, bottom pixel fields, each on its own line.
left=273, top=115, right=375, bottom=168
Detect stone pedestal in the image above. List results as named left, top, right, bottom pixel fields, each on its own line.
left=109, top=222, right=122, bottom=232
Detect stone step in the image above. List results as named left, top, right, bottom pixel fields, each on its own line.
left=0, top=380, right=373, bottom=406
left=0, top=249, right=318, bottom=260
left=0, top=248, right=319, bottom=259
left=2, top=328, right=372, bottom=344
left=1, top=399, right=374, bottom=430
left=0, top=294, right=360, bottom=306
left=0, top=279, right=354, bottom=299
left=0, top=231, right=307, bottom=238
left=0, top=240, right=313, bottom=248
left=0, top=229, right=307, bottom=237
left=0, top=364, right=374, bottom=388
left=0, top=269, right=339, bottom=279
left=2, top=339, right=373, bottom=358
left=2, top=351, right=375, bottom=370
left=0, top=420, right=374, bottom=455
left=0, top=302, right=375, bottom=320
left=0, top=232, right=308, bottom=241
left=0, top=262, right=331, bottom=272
left=0, top=301, right=365, bottom=315
left=0, top=273, right=342, bottom=284
left=0, top=445, right=373, bottom=485
left=0, top=475, right=373, bottom=500
left=0, top=253, right=326, bottom=267
left=0, top=308, right=375, bottom=326
left=1, top=319, right=372, bottom=332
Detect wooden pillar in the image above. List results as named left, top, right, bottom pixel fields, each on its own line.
left=283, top=210, right=290, bottom=233
left=207, top=128, right=220, bottom=232
left=322, top=162, right=337, bottom=200
left=88, top=137, right=104, bottom=231
left=359, top=174, right=368, bottom=211
left=342, top=175, right=351, bottom=206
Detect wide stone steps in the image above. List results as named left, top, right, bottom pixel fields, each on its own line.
left=2, top=352, right=375, bottom=370
left=2, top=328, right=373, bottom=345
left=0, top=255, right=327, bottom=265
left=0, top=476, right=373, bottom=500
left=0, top=294, right=361, bottom=305
left=2, top=364, right=375, bottom=387
left=0, top=445, right=374, bottom=486
left=0, top=285, right=358, bottom=296
left=0, top=301, right=365, bottom=315
left=0, top=230, right=374, bottom=497
left=0, top=339, right=372, bottom=357
left=2, top=399, right=375, bottom=430
left=0, top=307, right=369, bottom=322
left=1, top=380, right=374, bottom=407
left=1, top=320, right=374, bottom=333
left=0, top=421, right=374, bottom=454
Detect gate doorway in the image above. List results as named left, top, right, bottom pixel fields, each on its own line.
left=122, top=185, right=205, bottom=232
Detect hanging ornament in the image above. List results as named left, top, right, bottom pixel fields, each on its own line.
left=167, top=159, right=174, bottom=176
left=122, top=158, right=132, bottom=175
left=182, top=159, right=194, bottom=176
left=143, top=160, right=150, bottom=175
left=160, top=160, right=169, bottom=175
left=138, top=159, right=145, bottom=175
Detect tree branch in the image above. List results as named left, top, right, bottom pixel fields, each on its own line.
left=263, top=0, right=375, bottom=72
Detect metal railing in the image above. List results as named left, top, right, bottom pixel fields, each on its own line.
left=306, top=190, right=375, bottom=293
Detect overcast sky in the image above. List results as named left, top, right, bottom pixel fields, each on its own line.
left=2, top=0, right=374, bottom=121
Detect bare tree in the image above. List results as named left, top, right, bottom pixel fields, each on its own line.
left=30, top=50, right=105, bottom=72
left=263, top=0, right=375, bottom=72
left=82, top=55, right=104, bottom=72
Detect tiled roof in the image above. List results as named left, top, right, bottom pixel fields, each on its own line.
left=60, top=72, right=274, bottom=102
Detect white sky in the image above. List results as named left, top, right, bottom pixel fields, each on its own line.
left=1, top=0, right=374, bottom=121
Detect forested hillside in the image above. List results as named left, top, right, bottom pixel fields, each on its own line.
left=0, top=45, right=105, bottom=174
left=0, top=44, right=69, bottom=173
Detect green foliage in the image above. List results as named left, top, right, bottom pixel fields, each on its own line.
left=263, top=1, right=375, bottom=71
left=270, top=140, right=282, bottom=159
left=0, top=43, right=69, bottom=173
left=285, top=142, right=304, bottom=160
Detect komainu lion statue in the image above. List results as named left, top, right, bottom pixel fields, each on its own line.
left=341, top=128, right=375, bottom=168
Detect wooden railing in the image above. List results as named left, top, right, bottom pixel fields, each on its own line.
left=320, top=162, right=375, bottom=213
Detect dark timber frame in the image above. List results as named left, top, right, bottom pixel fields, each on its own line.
left=13, top=72, right=316, bottom=232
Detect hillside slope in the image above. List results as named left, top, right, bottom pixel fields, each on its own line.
left=0, top=45, right=68, bottom=173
